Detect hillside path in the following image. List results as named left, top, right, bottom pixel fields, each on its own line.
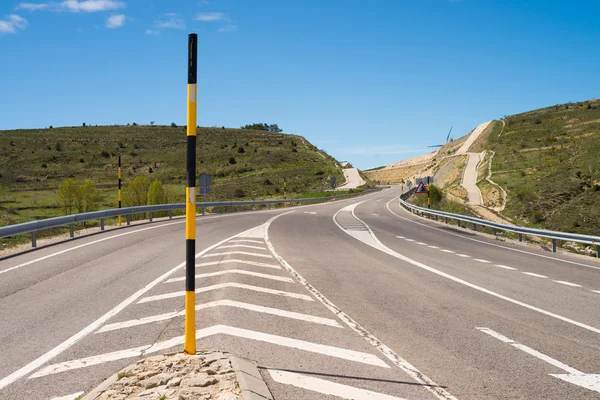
left=456, top=120, right=492, bottom=154
left=462, top=152, right=484, bottom=205
left=337, top=168, right=366, bottom=189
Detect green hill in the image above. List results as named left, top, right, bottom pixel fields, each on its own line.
left=486, top=99, right=600, bottom=235
left=0, top=125, right=344, bottom=228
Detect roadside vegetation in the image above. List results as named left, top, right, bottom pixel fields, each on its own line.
left=487, top=99, right=600, bottom=235
left=0, top=124, right=348, bottom=247
left=407, top=184, right=476, bottom=217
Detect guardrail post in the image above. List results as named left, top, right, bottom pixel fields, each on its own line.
left=126, top=215, right=131, bottom=226
left=100, top=218, right=104, bottom=231
left=69, top=224, right=74, bottom=238
left=552, top=239, right=557, bottom=253
left=31, top=231, right=36, bottom=248
left=435, top=215, right=438, bottom=221
left=473, top=223, right=477, bottom=232
left=518, top=233, right=523, bottom=242
left=149, top=212, right=153, bottom=222
left=457, top=220, right=461, bottom=228
left=169, top=210, right=172, bottom=220
left=597, top=245, right=599, bottom=258
left=492, top=228, right=496, bottom=236
left=445, top=217, right=448, bottom=224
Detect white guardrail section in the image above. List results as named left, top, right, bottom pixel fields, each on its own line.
left=399, top=197, right=600, bottom=258
left=0, top=190, right=377, bottom=248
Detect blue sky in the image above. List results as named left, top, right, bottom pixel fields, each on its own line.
left=1, top=0, right=599, bottom=169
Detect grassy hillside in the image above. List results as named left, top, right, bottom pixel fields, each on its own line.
left=0, top=125, right=344, bottom=229
left=487, top=99, right=600, bottom=235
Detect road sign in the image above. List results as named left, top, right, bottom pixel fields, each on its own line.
left=199, top=174, right=212, bottom=194
left=415, top=181, right=428, bottom=194
left=415, top=176, right=434, bottom=186
left=330, top=176, right=336, bottom=189
left=406, top=181, right=412, bottom=188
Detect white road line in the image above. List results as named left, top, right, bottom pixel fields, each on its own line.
left=269, top=212, right=457, bottom=400
left=456, top=254, right=470, bottom=258
left=522, top=272, right=547, bottom=278
left=228, top=239, right=264, bottom=244
left=441, top=249, right=455, bottom=253
left=138, top=282, right=314, bottom=303
left=416, top=242, right=428, bottom=245
left=48, top=392, right=84, bottom=400
left=476, top=327, right=581, bottom=374
left=165, top=270, right=293, bottom=284
left=554, top=280, right=582, bottom=287
left=495, top=264, right=517, bottom=270
left=478, top=327, right=600, bottom=394
left=268, top=369, right=404, bottom=400
left=404, top=239, right=415, bottom=242
left=396, top=236, right=405, bottom=239
left=592, top=290, right=600, bottom=294
left=0, top=226, right=265, bottom=391
left=428, top=245, right=439, bottom=249
left=98, top=299, right=342, bottom=333
left=32, top=325, right=387, bottom=378
left=202, top=251, right=273, bottom=259
left=474, top=259, right=491, bottom=263
left=217, top=244, right=268, bottom=250
left=338, top=202, right=600, bottom=336
left=196, top=259, right=281, bottom=270
left=386, top=197, right=600, bottom=271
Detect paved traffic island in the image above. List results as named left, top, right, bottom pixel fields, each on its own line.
left=82, top=351, right=272, bottom=400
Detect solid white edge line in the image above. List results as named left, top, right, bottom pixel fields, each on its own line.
left=138, top=282, right=314, bottom=303
left=49, top=392, right=84, bottom=400
left=164, top=269, right=294, bottom=283
left=265, top=210, right=457, bottom=400
left=495, top=264, right=517, bottom=270
left=268, top=369, right=405, bottom=400
left=98, top=299, right=342, bottom=333
left=32, top=324, right=388, bottom=377
left=385, top=197, right=600, bottom=271
left=351, top=199, right=600, bottom=335
left=0, top=224, right=263, bottom=391
left=476, top=327, right=581, bottom=374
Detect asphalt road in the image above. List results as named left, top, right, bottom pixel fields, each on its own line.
left=1, top=188, right=599, bottom=399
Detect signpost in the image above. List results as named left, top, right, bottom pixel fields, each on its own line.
left=414, top=176, right=432, bottom=209
left=283, top=178, right=287, bottom=208
left=330, top=176, right=336, bottom=199
left=184, top=33, right=198, bottom=356
left=199, top=173, right=211, bottom=216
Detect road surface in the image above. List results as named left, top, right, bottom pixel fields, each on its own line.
left=1, top=188, right=599, bottom=399
left=337, top=167, right=366, bottom=189
left=461, top=152, right=484, bottom=205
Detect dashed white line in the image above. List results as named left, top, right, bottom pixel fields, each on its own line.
left=428, top=245, right=439, bottom=249
left=217, top=244, right=268, bottom=250
left=474, top=259, right=491, bottom=263
left=554, top=280, right=582, bottom=288
left=456, top=254, right=471, bottom=258
left=592, top=290, right=600, bottom=294
left=416, top=242, right=428, bottom=245
left=202, top=251, right=273, bottom=259
left=522, top=272, right=548, bottom=278
left=441, top=249, right=455, bottom=253
left=165, top=269, right=293, bottom=284
left=196, top=259, right=281, bottom=270
left=404, top=239, right=415, bottom=242
left=98, top=300, right=342, bottom=333
left=138, top=282, right=314, bottom=303
left=495, top=264, right=517, bottom=270
left=32, top=325, right=388, bottom=378
left=268, top=369, right=404, bottom=400
left=396, top=235, right=405, bottom=239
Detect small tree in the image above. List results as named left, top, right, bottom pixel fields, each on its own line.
left=428, top=184, right=443, bottom=204
left=229, top=156, right=237, bottom=164
left=82, top=122, right=86, bottom=127
left=74, top=180, right=102, bottom=214
left=171, top=122, right=177, bottom=128
left=147, top=179, right=166, bottom=205
left=150, top=121, right=155, bottom=126
left=237, top=147, right=245, bottom=153
left=58, top=178, right=78, bottom=215
left=122, top=176, right=151, bottom=207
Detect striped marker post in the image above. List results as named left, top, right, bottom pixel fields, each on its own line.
left=118, top=156, right=122, bottom=226
left=283, top=178, right=287, bottom=208
left=184, top=33, right=198, bottom=355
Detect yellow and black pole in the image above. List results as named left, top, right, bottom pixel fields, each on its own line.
left=283, top=178, right=287, bottom=208
left=118, top=156, right=122, bottom=226
left=427, top=176, right=431, bottom=209
left=184, top=33, right=198, bottom=356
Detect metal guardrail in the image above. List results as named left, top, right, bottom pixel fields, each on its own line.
left=399, top=197, right=600, bottom=258
left=0, top=191, right=375, bottom=248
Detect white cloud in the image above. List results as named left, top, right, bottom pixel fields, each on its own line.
left=16, top=3, right=49, bottom=10
left=106, top=13, right=124, bottom=28
left=195, top=12, right=224, bottom=21
left=0, top=14, right=28, bottom=34
left=145, top=28, right=159, bottom=35
left=218, top=24, right=237, bottom=32
left=17, top=1, right=125, bottom=13
left=155, top=14, right=185, bottom=29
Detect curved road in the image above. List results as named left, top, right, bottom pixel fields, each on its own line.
left=1, top=189, right=599, bottom=399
